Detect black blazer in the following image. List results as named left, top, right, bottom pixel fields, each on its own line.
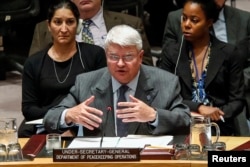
left=163, top=5, right=250, bottom=47
left=160, top=36, right=245, bottom=121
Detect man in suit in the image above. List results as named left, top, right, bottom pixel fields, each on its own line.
left=162, top=0, right=250, bottom=48
left=43, top=25, right=190, bottom=137
left=29, top=0, right=153, bottom=66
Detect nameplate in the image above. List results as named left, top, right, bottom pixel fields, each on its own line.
left=53, top=148, right=140, bottom=162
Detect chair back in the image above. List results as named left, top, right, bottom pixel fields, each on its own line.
left=0, top=0, right=40, bottom=23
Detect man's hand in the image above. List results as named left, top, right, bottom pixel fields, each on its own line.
left=65, top=96, right=103, bottom=130
left=116, top=95, right=157, bottom=123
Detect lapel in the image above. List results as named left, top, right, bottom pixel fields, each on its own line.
left=177, top=42, right=193, bottom=90
left=90, top=70, right=116, bottom=136
left=224, top=5, right=238, bottom=44
left=177, top=37, right=227, bottom=90
left=205, top=37, right=227, bottom=88
left=128, top=65, right=158, bottom=134
left=103, top=10, right=124, bottom=31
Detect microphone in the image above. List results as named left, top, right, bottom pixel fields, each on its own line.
left=100, top=106, right=112, bottom=147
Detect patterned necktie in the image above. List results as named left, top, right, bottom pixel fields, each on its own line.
left=117, top=85, right=129, bottom=137
left=82, top=20, right=94, bottom=44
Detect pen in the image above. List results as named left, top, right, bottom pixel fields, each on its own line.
left=220, top=115, right=225, bottom=123
left=209, top=101, right=225, bottom=123
left=62, top=140, right=66, bottom=149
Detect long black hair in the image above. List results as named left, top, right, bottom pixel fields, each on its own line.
left=47, top=0, right=80, bottom=24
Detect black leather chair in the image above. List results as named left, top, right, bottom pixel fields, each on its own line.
left=0, top=0, right=40, bottom=80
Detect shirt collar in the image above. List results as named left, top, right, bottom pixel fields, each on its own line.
left=218, top=7, right=225, bottom=21
left=112, top=71, right=140, bottom=93
left=76, top=7, right=104, bottom=34
left=88, top=7, right=104, bottom=29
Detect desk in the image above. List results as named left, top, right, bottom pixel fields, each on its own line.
left=0, top=137, right=249, bottom=167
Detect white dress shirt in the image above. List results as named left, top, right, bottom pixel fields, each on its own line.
left=213, top=8, right=228, bottom=43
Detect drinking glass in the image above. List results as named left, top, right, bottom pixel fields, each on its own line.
left=173, top=143, right=189, bottom=160
left=188, top=144, right=201, bottom=160
left=201, top=145, right=215, bottom=160
left=212, top=141, right=226, bottom=151
left=0, top=144, right=7, bottom=162
left=46, top=133, right=61, bottom=153
left=7, top=143, right=23, bottom=161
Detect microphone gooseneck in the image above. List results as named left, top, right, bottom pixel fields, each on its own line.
left=174, top=34, right=184, bottom=75
left=100, top=107, right=112, bottom=147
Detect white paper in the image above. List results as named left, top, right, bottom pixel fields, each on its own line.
left=25, top=118, right=43, bottom=124
left=67, top=135, right=173, bottom=149
left=68, top=137, right=120, bottom=148
left=117, top=135, right=173, bottom=148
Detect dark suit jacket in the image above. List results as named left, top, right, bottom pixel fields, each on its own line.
left=29, top=10, right=153, bottom=66
left=160, top=36, right=246, bottom=135
left=162, top=5, right=250, bottom=47
left=44, top=65, right=191, bottom=136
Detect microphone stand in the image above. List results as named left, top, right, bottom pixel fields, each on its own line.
left=100, top=107, right=111, bottom=147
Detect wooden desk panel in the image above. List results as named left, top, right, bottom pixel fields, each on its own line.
left=0, top=137, right=248, bottom=167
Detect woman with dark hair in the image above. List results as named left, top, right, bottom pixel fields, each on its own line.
left=160, top=0, right=245, bottom=135
left=19, top=0, right=106, bottom=137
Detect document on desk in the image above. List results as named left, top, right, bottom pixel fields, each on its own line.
left=68, top=135, right=173, bottom=148
left=117, top=135, right=173, bottom=148
left=25, top=118, right=43, bottom=124
left=68, top=137, right=120, bottom=148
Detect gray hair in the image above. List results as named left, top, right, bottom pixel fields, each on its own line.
left=104, top=25, right=142, bottom=51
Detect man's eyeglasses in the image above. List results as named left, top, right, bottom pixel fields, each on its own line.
left=108, top=54, right=136, bottom=62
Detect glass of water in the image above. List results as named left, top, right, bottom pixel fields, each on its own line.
left=0, top=144, right=7, bottom=162
left=173, top=143, right=189, bottom=160
left=7, top=143, right=23, bottom=161
left=212, top=141, right=226, bottom=151
left=46, top=133, right=61, bottom=153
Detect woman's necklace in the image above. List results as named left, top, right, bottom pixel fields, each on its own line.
left=52, top=43, right=85, bottom=84
left=191, top=43, right=211, bottom=81
left=53, top=55, right=73, bottom=84
left=189, top=42, right=211, bottom=103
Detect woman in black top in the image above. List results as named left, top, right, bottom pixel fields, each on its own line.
left=19, top=0, right=106, bottom=137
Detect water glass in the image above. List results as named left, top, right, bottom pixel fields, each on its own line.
left=0, top=144, right=7, bottom=162
left=201, top=145, right=214, bottom=160
left=7, top=143, right=23, bottom=161
left=212, top=141, right=226, bottom=151
left=188, top=144, right=201, bottom=160
left=46, top=133, right=61, bottom=153
left=173, top=143, right=189, bottom=160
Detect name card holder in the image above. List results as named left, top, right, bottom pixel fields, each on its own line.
left=140, top=148, right=174, bottom=160
left=53, top=148, right=140, bottom=162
